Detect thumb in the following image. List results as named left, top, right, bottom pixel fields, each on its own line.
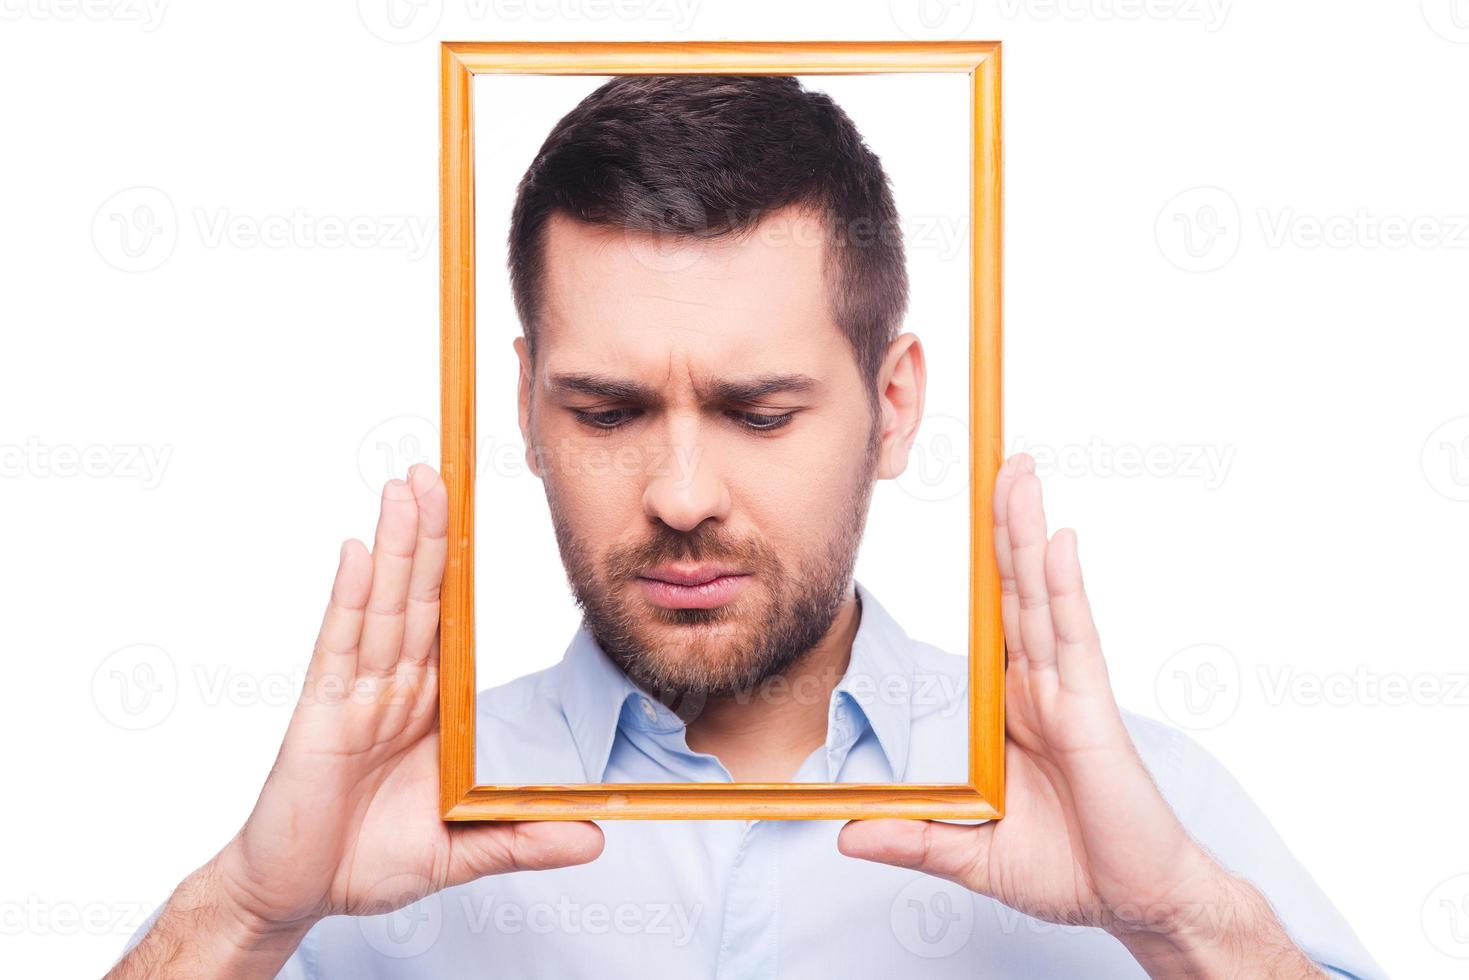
left=837, top=818, right=994, bottom=894
left=444, top=820, right=605, bottom=888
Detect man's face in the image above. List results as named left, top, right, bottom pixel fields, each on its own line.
left=517, top=206, right=887, bottom=700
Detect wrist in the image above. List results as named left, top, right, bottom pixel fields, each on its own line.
left=110, top=854, right=316, bottom=980
left=176, top=858, right=314, bottom=971
left=203, top=839, right=322, bottom=951
left=1111, top=864, right=1323, bottom=979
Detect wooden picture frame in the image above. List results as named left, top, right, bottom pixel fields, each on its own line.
left=439, top=40, right=1003, bottom=821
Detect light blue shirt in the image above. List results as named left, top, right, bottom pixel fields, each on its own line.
left=120, top=581, right=1383, bottom=978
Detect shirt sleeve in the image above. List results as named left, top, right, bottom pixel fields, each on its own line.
left=1121, top=710, right=1386, bottom=979
left=112, top=900, right=316, bottom=979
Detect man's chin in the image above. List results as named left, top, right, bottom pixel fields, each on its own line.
left=609, top=626, right=759, bottom=694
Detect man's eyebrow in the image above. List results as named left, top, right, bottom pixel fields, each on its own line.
left=545, top=372, right=822, bottom=404
left=702, top=373, right=821, bottom=402
left=545, top=373, right=658, bottom=402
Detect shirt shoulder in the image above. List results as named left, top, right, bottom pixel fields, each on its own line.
left=473, top=664, right=587, bottom=783
left=894, top=637, right=969, bottom=782
left=901, top=637, right=968, bottom=722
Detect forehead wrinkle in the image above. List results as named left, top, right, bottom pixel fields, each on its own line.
left=627, top=288, right=730, bottom=312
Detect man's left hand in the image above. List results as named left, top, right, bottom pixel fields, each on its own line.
left=838, top=452, right=1323, bottom=979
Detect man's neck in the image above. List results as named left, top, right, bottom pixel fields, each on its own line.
left=683, top=588, right=863, bottom=782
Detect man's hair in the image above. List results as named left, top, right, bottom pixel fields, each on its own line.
left=507, top=74, right=909, bottom=388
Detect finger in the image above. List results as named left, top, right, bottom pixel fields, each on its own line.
left=308, top=540, right=372, bottom=692
left=1007, top=473, right=1057, bottom=673
left=992, top=453, right=1033, bottom=665
left=1044, top=529, right=1111, bottom=696
left=445, top=821, right=605, bottom=889
left=400, top=464, right=449, bottom=667
left=356, top=479, right=419, bottom=677
left=837, top=819, right=995, bottom=896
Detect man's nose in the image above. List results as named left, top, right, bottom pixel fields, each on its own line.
left=641, top=417, right=731, bottom=533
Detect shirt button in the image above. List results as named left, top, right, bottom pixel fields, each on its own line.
left=640, top=698, right=658, bottom=722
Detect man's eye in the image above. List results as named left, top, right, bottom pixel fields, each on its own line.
left=572, top=407, right=638, bottom=429
left=729, top=410, right=795, bottom=432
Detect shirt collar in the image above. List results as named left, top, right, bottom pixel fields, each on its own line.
left=554, top=624, right=650, bottom=783
left=831, top=580, right=915, bottom=780
left=554, top=579, right=916, bottom=782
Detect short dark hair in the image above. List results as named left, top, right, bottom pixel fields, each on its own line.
left=507, top=74, right=909, bottom=388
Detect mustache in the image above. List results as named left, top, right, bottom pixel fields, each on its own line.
left=603, top=524, right=779, bottom=580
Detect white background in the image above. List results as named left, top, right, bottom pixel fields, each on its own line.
left=473, top=72, right=971, bottom=692
left=2, top=2, right=1467, bottom=977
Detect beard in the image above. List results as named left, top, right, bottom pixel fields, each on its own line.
left=543, top=416, right=882, bottom=705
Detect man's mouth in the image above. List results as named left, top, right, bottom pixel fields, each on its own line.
left=636, top=563, right=750, bottom=610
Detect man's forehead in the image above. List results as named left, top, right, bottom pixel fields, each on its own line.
left=535, top=205, right=845, bottom=376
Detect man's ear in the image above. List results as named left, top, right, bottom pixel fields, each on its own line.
left=874, top=332, right=927, bottom=481
left=514, top=336, right=542, bottom=479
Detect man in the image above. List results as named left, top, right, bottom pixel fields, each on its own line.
left=112, top=76, right=1381, bottom=978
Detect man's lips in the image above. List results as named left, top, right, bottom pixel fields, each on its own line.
left=639, top=562, right=743, bottom=587
left=636, top=563, right=750, bottom=610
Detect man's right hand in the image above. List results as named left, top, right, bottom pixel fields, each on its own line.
left=109, top=464, right=604, bottom=979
